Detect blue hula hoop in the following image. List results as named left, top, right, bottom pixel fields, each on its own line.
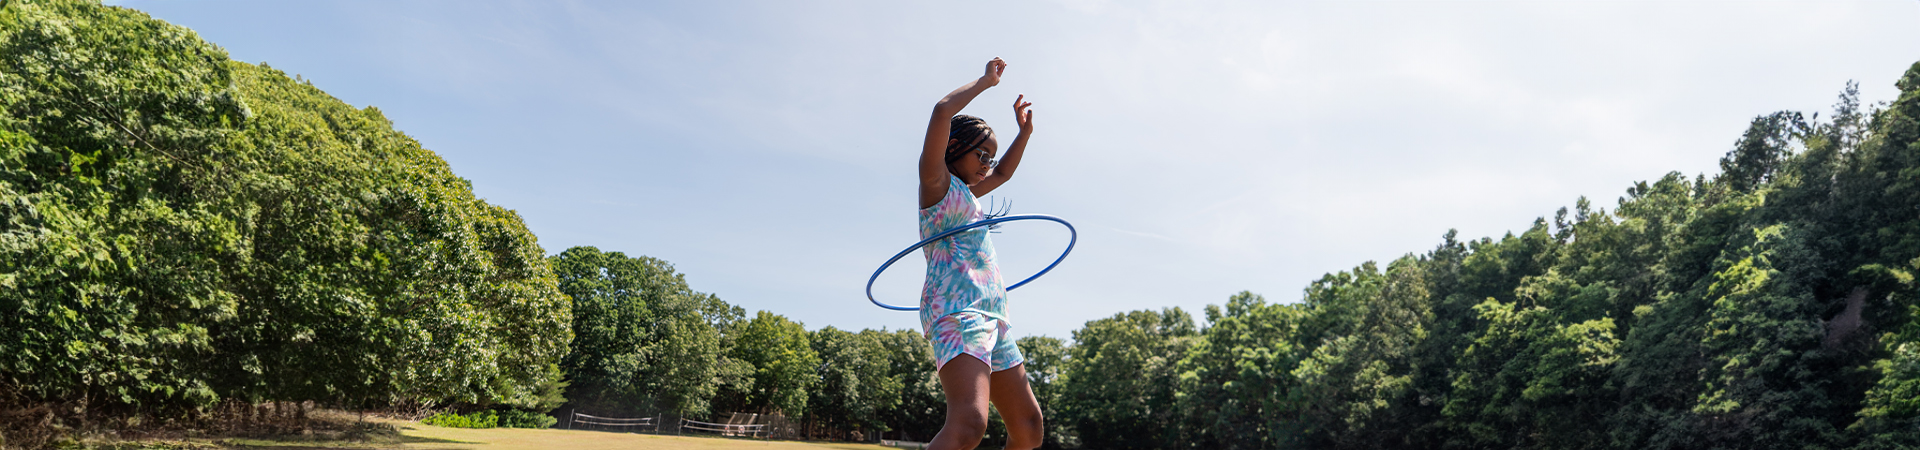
left=866, top=214, right=1077, bottom=311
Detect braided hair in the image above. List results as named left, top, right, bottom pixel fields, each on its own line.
left=945, top=114, right=996, bottom=166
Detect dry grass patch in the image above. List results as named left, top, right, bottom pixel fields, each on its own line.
left=394, top=423, right=900, bottom=450
left=6, top=415, right=907, bottom=450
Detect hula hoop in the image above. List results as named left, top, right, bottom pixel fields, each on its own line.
left=865, top=214, right=1077, bottom=311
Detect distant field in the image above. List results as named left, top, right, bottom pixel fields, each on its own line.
left=389, top=423, right=901, bottom=450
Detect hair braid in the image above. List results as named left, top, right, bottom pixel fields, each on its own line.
left=945, top=114, right=995, bottom=165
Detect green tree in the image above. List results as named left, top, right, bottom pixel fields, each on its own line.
left=805, top=326, right=904, bottom=440
left=1287, top=258, right=1431, bottom=449
left=1719, top=111, right=1804, bottom=193
left=1847, top=61, right=1920, bottom=450
left=1682, top=224, right=1847, bottom=448
left=719, top=311, right=819, bottom=416
left=1855, top=270, right=1920, bottom=449
left=1174, top=292, right=1307, bottom=449
left=1061, top=308, right=1196, bottom=450
left=550, top=246, right=748, bottom=418
left=1016, top=335, right=1078, bottom=449
left=0, top=0, right=570, bottom=417
left=873, top=328, right=942, bottom=442
left=1442, top=300, right=1617, bottom=450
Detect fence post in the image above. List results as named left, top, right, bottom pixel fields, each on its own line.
left=565, top=408, right=574, bottom=430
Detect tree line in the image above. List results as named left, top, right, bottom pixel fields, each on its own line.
left=1036, top=73, right=1920, bottom=448
left=4, top=1, right=1919, bottom=449
left=547, top=245, right=1050, bottom=444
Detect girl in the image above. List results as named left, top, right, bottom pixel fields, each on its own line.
left=916, top=57, right=1042, bottom=450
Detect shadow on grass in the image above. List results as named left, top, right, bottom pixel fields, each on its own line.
left=213, top=430, right=476, bottom=449
left=389, top=426, right=479, bottom=444
left=395, top=435, right=475, bottom=445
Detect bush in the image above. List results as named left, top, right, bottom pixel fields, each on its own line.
left=421, top=409, right=555, bottom=429
left=497, top=409, right=558, bottom=429
left=422, top=411, right=498, bottom=429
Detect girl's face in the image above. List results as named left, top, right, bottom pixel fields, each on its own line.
left=949, top=135, right=999, bottom=185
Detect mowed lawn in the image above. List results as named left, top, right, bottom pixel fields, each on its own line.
left=388, top=423, right=900, bottom=450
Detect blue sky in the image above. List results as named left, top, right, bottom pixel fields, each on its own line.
left=118, top=0, right=1920, bottom=341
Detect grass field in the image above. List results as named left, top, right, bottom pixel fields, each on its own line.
left=392, top=424, right=900, bottom=450
left=211, top=420, right=905, bottom=450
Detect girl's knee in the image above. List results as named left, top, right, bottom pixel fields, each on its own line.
left=943, top=409, right=989, bottom=440
left=1009, top=414, right=1045, bottom=448
left=1011, top=414, right=1042, bottom=433
left=940, top=419, right=987, bottom=448
left=1010, top=434, right=1044, bottom=450
left=950, top=415, right=988, bottom=437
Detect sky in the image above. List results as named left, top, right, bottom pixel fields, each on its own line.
left=117, top=0, right=1920, bottom=341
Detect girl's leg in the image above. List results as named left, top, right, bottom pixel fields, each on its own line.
left=989, top=363, right=1044, bottom=450
left=929, top=355, right=992, bottom=450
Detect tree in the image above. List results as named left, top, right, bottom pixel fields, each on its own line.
left=718, top=311, right=819, bottom=416
left=806, top=326, right=904, bottom=440
left=1442, top=300, right=1617, bottom=450
left=1016, top=335, right=1078, bottom=449
left=1174, top=292, right=1307, bottom=449
left=1847, top=61, right=1920, bottom=450
left=0, top=0, right=570, bottom=418
left=873, top=328, right=943, bottom=442
left=1287, top=257, right=1431, bottom=449
left=550, top=247, right=748, bottom=418
left=1719, top=112, right=1805, bottom=193
left=1061, top=308, right=1196, bottom=450
left=1855, top=273, right=1920, bottom=449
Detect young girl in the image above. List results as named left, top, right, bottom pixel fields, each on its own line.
left=916, top=57, right=1042, bottom=450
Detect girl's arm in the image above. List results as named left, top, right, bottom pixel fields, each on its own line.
left=921, top=58, right=1006, bottom=209
left=971, top=94, right=1033, bottom=197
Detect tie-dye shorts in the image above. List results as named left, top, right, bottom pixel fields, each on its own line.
left=925, top=312, right=1025, bottom=372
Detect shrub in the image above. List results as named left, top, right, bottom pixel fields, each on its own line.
left=421, top=409, right=555, bottom=429
left=496, top=409, right=558, bottom=429
left=422, top=411, right=498, bottom=429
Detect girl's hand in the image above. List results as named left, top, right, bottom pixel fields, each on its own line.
left=982, top=58, right=1007, bottom=87
left=1013, top=94, right=1034, bottom=134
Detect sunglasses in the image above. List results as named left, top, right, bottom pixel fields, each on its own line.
left=970, top=147, right=997, bottom=166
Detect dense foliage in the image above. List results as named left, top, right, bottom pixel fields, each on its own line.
left=421, top=409, right=556, bottom=429
left=421, top=411, right=499, bottom=429
left=716, top=310, right=822, bottom=418
left=546, top=246, right=948, bottom=440
left=549, top=246, right=751, bottom=419
left=1046, top=68, right=1920, bottom=449
left=0, top=0, right=569, bottom=419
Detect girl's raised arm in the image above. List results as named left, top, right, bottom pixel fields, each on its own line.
left=920, top=58, right=1005, bottom=209
left=970, top=94, right=1033, bottom=197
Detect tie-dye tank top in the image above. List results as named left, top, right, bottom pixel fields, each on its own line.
left=919, top=175, right=1008, bottom=327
